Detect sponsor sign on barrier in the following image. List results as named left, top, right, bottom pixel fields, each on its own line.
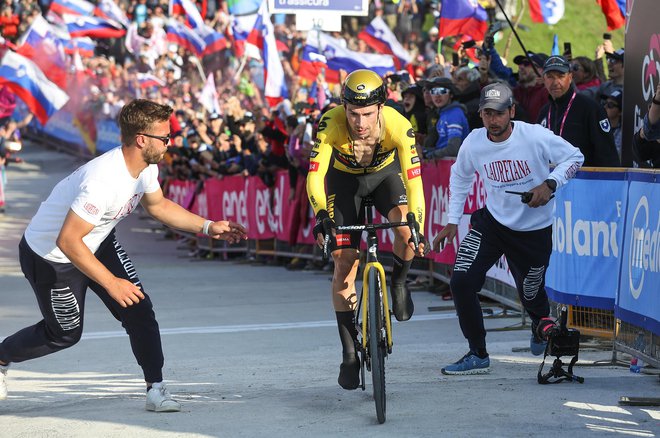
left=546, top=171, right=628, bottom=310
left=167, top=166, right=659, bottom=333
left=616, top=172, right=660, bottom=334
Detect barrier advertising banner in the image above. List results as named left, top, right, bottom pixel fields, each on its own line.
left=546, top=171, right=628, bottom=310
left=616, top=172, right=660, bottom=334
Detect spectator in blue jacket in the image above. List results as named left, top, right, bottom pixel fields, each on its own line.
left=421, top=77, right=469, bottom=160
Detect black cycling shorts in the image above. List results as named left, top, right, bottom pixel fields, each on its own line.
left=326, top=159, right=407, bottom=249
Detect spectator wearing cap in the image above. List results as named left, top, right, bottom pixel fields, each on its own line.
left=512, top=52, right=549, bottom=123
left=602, top=89, right=623, bottom=159
left=538, top=55, right=620, bottom=167
left=585, top=49, right=624, bottom=102
left=422, top=77, right=469, bottom=160
left=432, top=82, right=585, bottom=376
left=632, top=84, right=660, bottom=168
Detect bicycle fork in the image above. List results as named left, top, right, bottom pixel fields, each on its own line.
left=361, top=262, right=393, bottom=353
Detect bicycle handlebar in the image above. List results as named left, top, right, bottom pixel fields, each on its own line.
left=321, top=215, right=421, bottom=261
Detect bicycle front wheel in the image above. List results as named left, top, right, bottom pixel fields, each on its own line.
left=368, top=268, right=386, bottom=424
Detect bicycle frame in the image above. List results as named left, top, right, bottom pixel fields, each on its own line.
left=360, top=221, right=393, bottom=353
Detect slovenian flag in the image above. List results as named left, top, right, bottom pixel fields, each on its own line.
left=49, top=0, right=94, bottom=16
left=137, top=73, right=166, bottom=89
left=166, top=18, right=206, bottom=57
left=203, top=30, right=229, bottom=55
left=597, top=0, right=626, bottom=30
left=298, top=45, right=330, bottom=83
left=307, top=30, right=396, bottom=81
left=63, top=14, right=126, bottom=38
left=229, top=13, right=258, bottom=59
left=529, top=0, right=564, bottom=25
left=0, top=51, right=69, bottom=125
left=438, top=0, right=488, bottom=41
left=169, top=0, right=206, bottom=30
left=246, top=1, right=288, bottom=107
left=94, top=0, right=130, bottom=28
left=358, top=16, right=411, bottom=69
left=15, top=15, right=69, bottom=89
left=64, top=37, right=96, bottom=57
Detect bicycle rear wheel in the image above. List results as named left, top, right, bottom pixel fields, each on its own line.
left=368, top=268, right=386, bottom=424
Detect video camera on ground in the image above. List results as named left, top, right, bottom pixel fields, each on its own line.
left=537, top=306, right=584, bottom=384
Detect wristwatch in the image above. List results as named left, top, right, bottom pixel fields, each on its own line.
left=544, top=178, right=557, bottom=193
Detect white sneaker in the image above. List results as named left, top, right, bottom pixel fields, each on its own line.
left=0, top=365, right=8, bottom=400
left=145, top=382, right=180, bottom=412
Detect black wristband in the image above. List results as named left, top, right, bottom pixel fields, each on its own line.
left=544, top=179, right=557, bottom=193
left=652, top=97, right=660, bottom=105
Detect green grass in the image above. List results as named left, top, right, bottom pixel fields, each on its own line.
left=492, top=0, right=625, bottom=64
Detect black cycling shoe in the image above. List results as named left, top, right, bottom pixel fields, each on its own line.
left=338, top=353, right=360, bottom=390
left=390, top=283, right=414, bottom=321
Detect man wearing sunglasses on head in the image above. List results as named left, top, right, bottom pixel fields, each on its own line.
left=421, top=77, right=469, bottom=160
left=0, top=99, right=248, bottom=410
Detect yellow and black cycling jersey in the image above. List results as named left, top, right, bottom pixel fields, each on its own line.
left=306, top=105, right=425, bottom=230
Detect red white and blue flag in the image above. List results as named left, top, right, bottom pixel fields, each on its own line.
left=358, top=16, right=411, bottom=69
left=230, top=13, right=258, bottom=59
left=438, top=0, right=488, bottom=40
left=94, top=0, right=130, bottom=28
left=0, top=51, right=69, bottom=125
left=306, top=30, right=396, bottom=82
left=202, top=30, right=229, bottom=56
left=137, top=72, right=166, bottom=89
left=246, top=1, right=288, bottom=107
left=298, top=45, right=330, bottom=83
left=169, top=0, right=205, bottom=30
left=64, top=37, right=96, bottom=57
left=529, top=0, right=565, bottom=25
left=63, top=14, right=126, bottom=38
left=49, top=0, right=94, bottom=17
left=16, top=15, right=69, bottom=89
left=597, top=0, right=626, bottom=30
left=165, top=18, right=206, bottom=56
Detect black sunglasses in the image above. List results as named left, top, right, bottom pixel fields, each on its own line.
left=138, top=132, right=171, bottom=145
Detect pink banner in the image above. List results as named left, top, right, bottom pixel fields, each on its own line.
left=166, top=179, right=196, bottom=208
left=245, top=174, right=276, bottom=240
left=169, top=158, right=487, bottom=257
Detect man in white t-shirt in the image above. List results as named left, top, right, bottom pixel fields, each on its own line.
left=432, top=83, right=584, bottom=375
left=0, top=99, right=248, bottom=411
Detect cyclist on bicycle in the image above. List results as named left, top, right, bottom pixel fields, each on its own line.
left=306, top=69, right=427, bottom=390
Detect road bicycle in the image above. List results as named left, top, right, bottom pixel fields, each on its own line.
left=322, top=196, right=421, bottom=424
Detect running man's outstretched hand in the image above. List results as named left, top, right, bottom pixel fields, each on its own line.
left=432, top=223, right=458, bottom=252
left=208, top=220, right=248, bottom=244
left=107, top=277, right=145, bottom=308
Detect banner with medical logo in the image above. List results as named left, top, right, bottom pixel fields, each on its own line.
left=616, top=172, right=660, bottom=335
left=546, top=170, right=628, bottom=310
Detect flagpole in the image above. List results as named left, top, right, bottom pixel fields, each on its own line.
left=234, top=54, right=248, bottom=81
left=189, top=55, right=206, bottom=82
left=494, top=0, right=540, bottom=77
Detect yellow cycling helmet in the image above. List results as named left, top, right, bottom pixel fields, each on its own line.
left=341, top=69, right=387, bottom=107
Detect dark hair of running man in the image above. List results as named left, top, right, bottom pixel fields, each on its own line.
left=118, top=99, right=173, bottom=145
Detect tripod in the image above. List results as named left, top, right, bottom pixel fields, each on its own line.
left=538, top=355, right=584, bottom=384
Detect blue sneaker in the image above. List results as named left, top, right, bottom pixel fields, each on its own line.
left=441, top=352, right=490, bottom=375
left=530, top=334, right=547, bottom=356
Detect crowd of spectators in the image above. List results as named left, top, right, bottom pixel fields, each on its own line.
left=1, top=0, right=659, bottom=225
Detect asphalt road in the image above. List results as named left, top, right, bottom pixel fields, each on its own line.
left=0, top=143, right=658, bottom=437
